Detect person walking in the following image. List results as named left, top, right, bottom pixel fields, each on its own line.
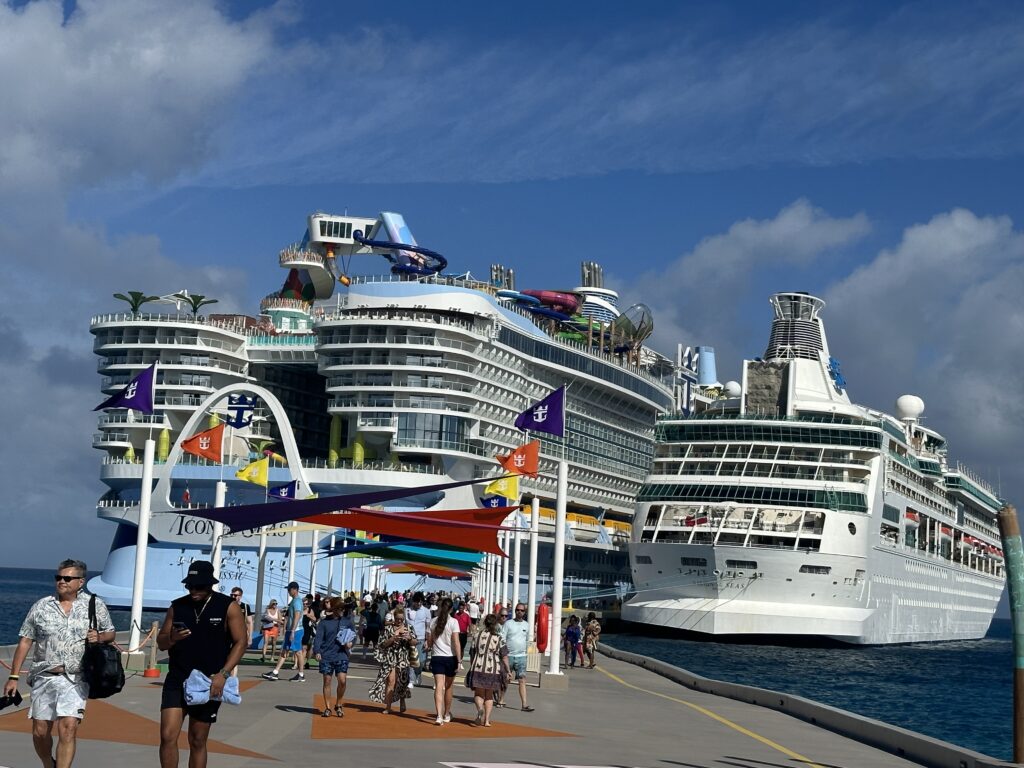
left=368, top=606, right=417, bottom=714
left=454, top=601, right=471, bottom=661
left=359, top=597, right=383, bottom=658
left=425, top=597, right=461, bottom=725
left=465, top=613, right=510, bottom=727
left=4, top=559, right=116, bottom=768
left=262, top=582, right=304, bottom=681
left=499, top=602, right=534, bottom=711
left=259, top=600, right=281, bottom=663
left=299, top=595, right=318, bottom=672
left=405, top=592, right=432, bottom=688
left=583, top=612, right=601, bottom=669
left=158, top=560, right=247, bottom=768
left=312, top=598, right=355, bottom=718
left=565, top=615, right=584, bottom=668
left=229, top=588, right=254, bottom=675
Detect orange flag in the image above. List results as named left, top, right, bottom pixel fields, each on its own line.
left=181, top=423, right=224, bottom=463
left=497, top=440, right=539, bottom=477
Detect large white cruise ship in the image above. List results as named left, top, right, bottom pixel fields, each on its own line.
left=89, top=210, right=681, bottom=609
left=623, top=292, right=1007, bottom=645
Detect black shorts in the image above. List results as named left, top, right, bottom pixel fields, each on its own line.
left=161, top=682, right=222, bottom=724
left=430, top=655, right=458, bottom=677
left=363, top=627, right=380, bottom=643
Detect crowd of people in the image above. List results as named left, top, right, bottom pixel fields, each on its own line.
left=4, top=558, right=603, bottom=767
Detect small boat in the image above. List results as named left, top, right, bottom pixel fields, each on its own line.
left=904, top=510, right=920, bottom=528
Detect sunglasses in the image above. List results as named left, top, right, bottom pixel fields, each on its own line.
left=54, top=575, right=83, bottom=583
left=231, top=593, right=242, bottom=597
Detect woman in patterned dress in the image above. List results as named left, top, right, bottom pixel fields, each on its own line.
left=464, top=613, right=509, bottom=726
left=368, top=606, right=417, bottom=713
left=583, top=612, right=601, bottom=669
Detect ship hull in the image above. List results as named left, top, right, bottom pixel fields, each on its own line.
left=623, top=542, right=1002, bottom=645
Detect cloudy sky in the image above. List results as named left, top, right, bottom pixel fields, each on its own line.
left=2, top=0, right=1023, bottom=581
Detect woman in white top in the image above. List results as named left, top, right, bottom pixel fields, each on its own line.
left=425, top=596, right=462, bottom=725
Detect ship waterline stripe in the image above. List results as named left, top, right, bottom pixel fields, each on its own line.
left=595, top=667, right=826, bottom=768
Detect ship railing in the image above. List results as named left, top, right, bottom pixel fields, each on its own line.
left=327, top=397, right=474, bottom=414
left=318, top=331, right=485, bottom=354
left=659, top=410, right=878, bottom=425
left=298, top=456, right=443, bottom=475
left=96, top=413, right=169, bottom=426
left=94, top=334, right=246, bottom=354
left=326, top=377, right=477, bottom=394
left=90, top=312, right=250, bottom=335
left=98, top=357, right=248, bottom=375
left=93, top=432, right=130, bottom=446
left=260, top=295, right=312, bottom=313
left=320, top=306, right=483, bottom=337
left=246, top=334, right=318, bottom=347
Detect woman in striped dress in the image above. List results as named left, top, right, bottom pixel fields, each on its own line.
left=464, top=613, right=509, bottom=726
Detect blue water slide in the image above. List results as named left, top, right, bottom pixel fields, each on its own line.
left=353, top=230, right=448, bottom=276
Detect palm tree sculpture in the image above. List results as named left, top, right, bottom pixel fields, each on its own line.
left=113, top=291, right=160, bottom=315
left=173, top=292, right=219, bottom=318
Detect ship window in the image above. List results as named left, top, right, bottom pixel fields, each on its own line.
left=635, top=555, right=653, bottom=564
left=799, top=565, right=831, bottom=574
left=681, top=557, right=707, bottom=567
left=725, top=559, right=757, bottom=569
left=319, top=220, right=327, bottom=236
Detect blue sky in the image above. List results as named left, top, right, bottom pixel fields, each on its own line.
left=2, top=0, right=1024, bottom=607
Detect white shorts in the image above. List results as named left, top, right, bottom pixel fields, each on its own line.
left=29, top=674, right=88, bottom=721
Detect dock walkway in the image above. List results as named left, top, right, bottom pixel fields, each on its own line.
left=0, top=648, right=1011, bottom=767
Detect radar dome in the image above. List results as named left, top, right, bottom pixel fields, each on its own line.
left=724, top=381, right=742, bottom=398
left=895, top=395, right=925, bottom=421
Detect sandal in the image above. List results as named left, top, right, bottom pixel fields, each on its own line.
left=321, top=708, right=331, bottom=717
left=335, top=706, right=344, bottom=718
left=521, top=705, right=535, bottom=712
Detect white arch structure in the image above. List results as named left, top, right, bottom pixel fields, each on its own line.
left=151, top=383, right=313, bottom=515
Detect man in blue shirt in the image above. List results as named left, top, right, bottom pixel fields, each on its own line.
left=499, top=603, right=534, bottom=711
left=262, top=582, right=304, bottom=681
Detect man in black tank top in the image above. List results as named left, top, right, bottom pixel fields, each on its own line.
left=157, top=561, right=246, bottom=768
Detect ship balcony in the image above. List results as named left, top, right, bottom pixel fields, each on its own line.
left=328, top=397, right=474, bottom=415
left=357, top=413, right=398, bottom=432
left=97, top=356, right=249, bottom=375
left=93, top=431, right=132, bottom=449
left=97, top=414, right=170, bottom=429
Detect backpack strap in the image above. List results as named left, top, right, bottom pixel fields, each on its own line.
left=88, top=594, right=98, bottom=633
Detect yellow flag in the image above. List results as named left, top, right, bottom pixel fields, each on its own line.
left=235, top=457, right=269, bottom=487
left=484, top=475, right=519, bottom=499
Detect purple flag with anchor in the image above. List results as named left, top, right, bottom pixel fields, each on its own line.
left=513, top=385, right=565, bottom=437
left=93, top=363, right=156, bottom=414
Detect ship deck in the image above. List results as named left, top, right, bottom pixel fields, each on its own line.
left=1, top=640, right=1009, bottom=767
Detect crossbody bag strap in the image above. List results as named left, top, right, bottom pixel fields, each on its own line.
left=88, top=593, right=98, bottom=632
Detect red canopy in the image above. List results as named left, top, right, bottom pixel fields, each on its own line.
left=384, top=563, right=471, bottom=578
left=299, top=505, right=515, bottom=557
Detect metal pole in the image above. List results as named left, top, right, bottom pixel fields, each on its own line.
left=512, top=514, right=523, bottom=605
left=128, top=438, right=156, bottom=652
left=309, top=528, right=319, bottom=594
left=211, top=481, right=226, bottom=584
left=340, top=539, right=348, bottom=596
left=500, top=530, right=510, bottom=608
left=287, top=530, right=297, bottom=587
left=527, top=497, right=539, bottom=642
left=327, top=533, right=336, bottom=597
left=998, top=504, right=1024, bottom=763
left=548, top=459, right=568, bottom=675
left=254, top=528, right=268, bottom=620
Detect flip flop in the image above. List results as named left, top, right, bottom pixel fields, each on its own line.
left=321, top=708, right=331, bottom=717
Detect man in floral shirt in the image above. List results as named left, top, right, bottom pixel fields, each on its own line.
left=3, top=558, right=115, bottom=768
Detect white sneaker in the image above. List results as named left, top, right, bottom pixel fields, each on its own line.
left=435, top=716, right=443, bottom=726
left=408, top=681, right=414, bottom=690
left=443, top=713, right=451, bottom=723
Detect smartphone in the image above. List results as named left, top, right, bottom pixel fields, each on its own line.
left=172, top=621, right=189, bottom=631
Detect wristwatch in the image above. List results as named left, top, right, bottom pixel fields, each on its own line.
left=216, top=668, right=230, bottom=678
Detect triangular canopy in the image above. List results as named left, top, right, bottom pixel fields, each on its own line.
left=187, top=475, right=506, bottom=531
left=383, top=562, right=471, bottom=578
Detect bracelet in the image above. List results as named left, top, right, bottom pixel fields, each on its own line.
left=7, top=675, right=18, bottom=680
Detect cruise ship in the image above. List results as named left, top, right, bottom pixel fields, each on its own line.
left=89, top=210, right=682, bottom=609
left=623, top=292, right=1007, bottom=645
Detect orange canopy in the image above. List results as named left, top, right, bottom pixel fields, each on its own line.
left=384, top=563, right=471, bottom=578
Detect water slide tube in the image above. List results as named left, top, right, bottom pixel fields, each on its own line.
left=496, top=289, right=541, bottom=305
left=521, top=289, right=581, bottom=315
left=353, top=226, right=447, bottom=276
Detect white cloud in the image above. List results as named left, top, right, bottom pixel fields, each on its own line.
left=619, top=199, right=871, bottom=366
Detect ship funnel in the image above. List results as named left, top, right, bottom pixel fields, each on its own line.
left=696, top=346, right=719, bottom=386
left=764, top=292, right=829, bottom=361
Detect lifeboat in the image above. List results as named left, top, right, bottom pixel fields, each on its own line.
left=903, top=510, right=920, bottom=528
left=989, top=546, right=1004, bottom=561
left=939, top=525, right=953, bottom=542
left=683, top=515, right=709, bottom=527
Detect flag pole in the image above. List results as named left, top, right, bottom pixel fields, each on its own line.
left=211, top=409, right=228, bottom=583
left=546, top=384, right=569, bottom=678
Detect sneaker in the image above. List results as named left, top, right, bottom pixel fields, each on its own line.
left=261, top=671, right=279, bottom=680
left=435, top=716, right=443, bottom=726
left=289, top=674, right=305, bottom=682
left=443, top=713, right=451, bottom=723
left=407, top=681, right=414, bottom=690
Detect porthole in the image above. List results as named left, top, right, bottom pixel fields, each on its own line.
left=848, top=522, right=857, bottom=535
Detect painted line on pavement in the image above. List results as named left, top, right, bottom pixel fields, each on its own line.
left=596, top=667, right=826, bottom=768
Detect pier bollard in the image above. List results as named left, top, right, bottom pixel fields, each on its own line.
left=143, top=621, right=161, bottom=678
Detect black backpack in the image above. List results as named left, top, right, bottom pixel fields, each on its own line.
left=81, top=595, right=125, bottom=699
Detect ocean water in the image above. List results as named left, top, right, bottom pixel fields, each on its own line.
left=1, top=567, right=165, bottom=645
left=606, top=623, right=1013, bottom=762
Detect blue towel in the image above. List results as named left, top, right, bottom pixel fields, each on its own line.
left=183, top=669, right=241, bottom=706
left=336, top=627, right=357, bottom=648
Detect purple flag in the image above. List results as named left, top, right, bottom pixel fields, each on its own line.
left=94, top=363, right=156, bottom=414
left=513, top=385, right=565, bottom=436
left=268, top=480, right=298, bottom=500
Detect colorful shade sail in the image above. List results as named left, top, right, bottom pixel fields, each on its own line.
left=384, top=562, right=471, bottom=578
left=187, top=475, right=508, bottom=532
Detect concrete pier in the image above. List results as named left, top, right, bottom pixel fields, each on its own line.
left=0, top=642, right=1016, bottom=767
